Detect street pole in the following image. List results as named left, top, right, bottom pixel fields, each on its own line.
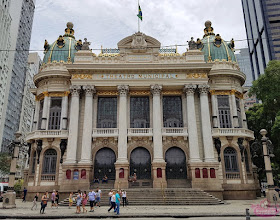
left=260, top=129, right=279, bottom=204
left=2, top=131, right=21, bottom=209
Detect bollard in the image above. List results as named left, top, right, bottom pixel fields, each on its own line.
left=246, top=208, right=250, bottom=220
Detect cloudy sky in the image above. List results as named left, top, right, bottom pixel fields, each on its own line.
left=30, top=0, right=248, bottom=58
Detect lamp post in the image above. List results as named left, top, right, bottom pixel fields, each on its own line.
left=259, top=129, right=279, bottom=204
left=2, top=132, right=22, bottom=209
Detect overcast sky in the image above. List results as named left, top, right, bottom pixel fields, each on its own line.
left=30, top=0, right=248, bottom=58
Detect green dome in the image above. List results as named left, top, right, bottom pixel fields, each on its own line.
left=199, top=35, right=237, bottom=63
left=43, top=22, right=81, bottom=64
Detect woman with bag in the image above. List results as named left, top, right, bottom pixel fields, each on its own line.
left=40, top=192, right=49, bottom=214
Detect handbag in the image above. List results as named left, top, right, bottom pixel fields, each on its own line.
left=126, top=199, right=129, bottom=206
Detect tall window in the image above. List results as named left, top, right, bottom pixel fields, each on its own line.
left=244, top=149, right=250, bottom=172
left=31, top=152, right=36, bottom=174
left=97, top=97, right=117, bottom=128
left=48, top=97, right=62, bottom=130
left=217, top=95, right=232, bottom=128
left=37, top=100, right=44, bottom=130
left=42, top=149, right=57, bottom=174
left=236, top=97, right=242, bottom=128
left=224, top=147, right=239, bottom=173
left=130, top=97, right=150, bottom=128
left=163, top=96, right=183, bottom=127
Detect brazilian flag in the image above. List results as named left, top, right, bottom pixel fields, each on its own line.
left=137, top=5, right=143, bottom=21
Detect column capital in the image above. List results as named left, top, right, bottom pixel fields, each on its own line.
left=184, top=84, right=197, bottom=95
left=70, top=85, right=81, bottom=96
left=117, top=85, right=129, bottom=96
left=83, top=85, right=96, bottom=96
left=150, top=84, right=162, bottom=96
left=198, top=84, right=210, bottom=94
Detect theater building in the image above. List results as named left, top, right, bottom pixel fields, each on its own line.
left=24, top=21, right=259, bottom=200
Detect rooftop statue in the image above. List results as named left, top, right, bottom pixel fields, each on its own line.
left=188, top=37, right=197, bottom=50
left=81, top=38, right=91, bottom=50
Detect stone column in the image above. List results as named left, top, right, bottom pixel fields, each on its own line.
left=240, top=98, right=248, bottom=128
left=80, top=85, right=96, bottom=164
left=198, top=84, right=215, bottom=162
left=33, top=100, right=40, bottom=131
left=210, top=91, right=219, bottom=128
left=151, top=84, right=167, bottom=188
left=230, top=90, right=239, bottom=128
left=40, top=92, right=49, bottom=130
left=184, top=84, right=201, bottom=162
left=64, top=85, right=81, bottom=164
left=61, top=91, right=70, bottom=130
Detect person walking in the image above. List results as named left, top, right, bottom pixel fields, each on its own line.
left=82, top=191, right=88, bottom=213
left=108, top=191, right=116, bottom=212
left=22, top=187, right=27, bottom=202
left=55, top=191, right=59, bottom=208
left=115, top=190, right=121, bottom=215
left=88, top=189, right=96, bottom=212
left=68, top=192, right=74, bottom=209
left=31, top=193, right=39, bottom=210
left=95, top=187, right=102, bottom=207
left=108, top=189, right=113, bottom=206
left=75, top=190, right=82, bottom=214
left=121, top=190, right=127, bottom=207
left=40, top=191, right=49, bottom=214
left=51, top=190, right=56, bottom=208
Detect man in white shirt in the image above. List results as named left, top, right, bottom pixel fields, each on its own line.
left=88, top=189, right=96, bottom=212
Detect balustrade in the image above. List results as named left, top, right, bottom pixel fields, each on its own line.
left=212, top=128, right=254, bottom=139
left=26, top=130, right=69, bottom=141
left=41, top=174, right=56, bottom=181
left=226, top=172, right=240, bottom=179
left=92, top=128, right=119, bottom=137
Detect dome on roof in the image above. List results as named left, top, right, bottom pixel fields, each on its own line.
left=42, top=23, right=82, bottom=64
left=191, top=21, right=237, bottom=63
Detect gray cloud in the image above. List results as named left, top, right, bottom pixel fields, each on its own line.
left=30, top=0, right=247, bottom=58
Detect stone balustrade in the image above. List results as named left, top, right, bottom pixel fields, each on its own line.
left=92, top=128, right=119, bottom=138
left=127, top=128, right=153, bottom=137
left=162, top=127, right=188, bottom=137
left=212, top=128, right=254, bottom=139
left=26, top=130, right=69, bottom=141
left=225, top=172, right=240, bottom=179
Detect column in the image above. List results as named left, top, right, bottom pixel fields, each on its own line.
left=198, top=84, right=215, bottom=162
left=184, top=84, right=201, bottom=162
left=210, top=91, right=219, bottom=128
left=80, top=85, right=96, bottom=164
left=64, top=85, right=81, bottom=164
left=33, top=99, right=40, bottom=131
left=151, top=84, right=164, bottom=162
left=61, top=91, right=70, bottom=130
left=231, top=90, right=239, bottom=128
left=40, top=92, right=49, bottom=130
left=117, top=85, right=129, bottom=163
left=240, top=98, right=248, bottom=128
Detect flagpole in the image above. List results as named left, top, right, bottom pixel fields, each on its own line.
left=138, top=0, right=140, bottom=32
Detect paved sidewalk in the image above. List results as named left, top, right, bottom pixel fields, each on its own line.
left=0, top=198, right=279, bottom=219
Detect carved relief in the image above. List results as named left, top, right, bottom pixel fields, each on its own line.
left=186, top=73, right=207, bottom=79
left=72, top=74, right=92, bottom=79
left=150, top=84, right=162, bottom=96
left=131, top=32, right=147, bottom=49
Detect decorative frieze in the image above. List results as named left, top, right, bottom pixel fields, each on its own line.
left=162, top=90, right=182, bottom=95
left=129, top=91, right=150, bottom=96
left=72, top=73, right=92, bottom=79
left=186, top=73, right=207, bottom=79
left=97, top=91, right=118, bottom=96
left=150, top=84, right=162, bottom=96
left=209, top=90, right=244, bottom=99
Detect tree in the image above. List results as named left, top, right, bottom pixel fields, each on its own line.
left=0, top=152, right=11, bottom=175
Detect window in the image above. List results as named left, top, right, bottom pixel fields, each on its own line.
left=48, top=97, right=62, bottom=130
left=163, top=96, right=183, bottom=127
left=37, top=100, right=43, bottom=130
left=244, top=149, right=250, bottom=172
left=42, top=149, right=57, bottom=174
left=224, top=147, right=239, bottom=173
left=97, top=97, right=117, bottom=128
left=236, top=97, right=242, bottom=128
left=217, top=95, right=232, bottom=128
left=130, top=97, right=150, bottom=128
left=31, top=152, right=36, bottom=174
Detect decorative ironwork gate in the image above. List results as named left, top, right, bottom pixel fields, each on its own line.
left=165, top=147, right=187, bottom=179
left=130, top=147, right=151, bottom=179
left=94, top=148, right=116, bottom=180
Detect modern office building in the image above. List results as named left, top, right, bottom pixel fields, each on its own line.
left=236, top=48, right=254, bottom=87
left=0, top=0, right=35, bottom=152
left=24, top=22, right=259, bottom=202
left=241, top=0, right=280, bottom=80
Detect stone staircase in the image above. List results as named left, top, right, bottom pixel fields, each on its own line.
left=59, top=188, right=224, bottom=206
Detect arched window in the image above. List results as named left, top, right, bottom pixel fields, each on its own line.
left=224, top=147, right=239, bottom=172
left=244, top=149, right=250, bottom=172
left=31, top=151, right=36, bottom=174
left=48, top=97, right=62, bottom=130
left=42, top=149, right=57, bottom=174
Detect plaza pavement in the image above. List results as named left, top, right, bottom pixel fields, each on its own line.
left=0, top=198, right=279, bottom=219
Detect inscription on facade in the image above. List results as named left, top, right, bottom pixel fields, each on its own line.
left=101, top=73, right=178, bottom=80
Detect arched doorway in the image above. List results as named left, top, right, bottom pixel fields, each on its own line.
left=94, top=148, right=116, bottom=180
left=165, top=147, right=187, bottom=179
left=130, top=147, right=151, bottom=179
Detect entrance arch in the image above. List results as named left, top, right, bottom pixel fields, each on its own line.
left=165, top=147, right=187, bottom=179
left=94, top=148, right=116, bottom=180
left=130, top=147, right=151, bottom=179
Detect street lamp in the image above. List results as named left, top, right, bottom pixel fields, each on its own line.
left=2, top=132, right=21, bottom=209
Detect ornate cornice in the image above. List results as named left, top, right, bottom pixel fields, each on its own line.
left=117, top=85, right=129, bottom=96
left=83, top=85, right=96, bottom=96
left=184, top=84, right=197, bottom=95
left=162, top=90, right=182, bottom=95
left=42, top=91, right=49, bottom=97
left=198, top=84, right=210, bottom=94
left=97, top=91, right=118, bottom=96
left=129, top=91, right=150, bottom=96
left=70, top=85, right=81, bottom=96
left=209, top=89, right=244, bottom=99
left=150, top=84, right=162, bottom=96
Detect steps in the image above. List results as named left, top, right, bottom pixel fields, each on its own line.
left=59, top=188, right=224, bottom=206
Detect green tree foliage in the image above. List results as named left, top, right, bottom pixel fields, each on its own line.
left=14, top=179, right=23, bottom=193
left=0, top=153, right=11, bottom=175
left=247, top=60, right=280, bottom=185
